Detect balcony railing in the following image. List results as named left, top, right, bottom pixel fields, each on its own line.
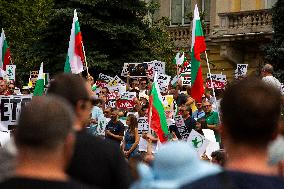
left=216, top=9, right=273, bottom=36
left=167, top=22, right=210, bottom=48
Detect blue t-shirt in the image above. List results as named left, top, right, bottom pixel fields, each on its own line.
left=105, top=119, right=125, bottom=145
left=181, top=170, right=284, bottom=189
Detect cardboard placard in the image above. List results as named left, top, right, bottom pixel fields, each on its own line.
left=0, top=95, right=32, bottom=130
left=6, top=65, right=16, bottom=81
left=116, top=99, right=135, bottom=109
left=157, top=73, right=171, bottom=93
left=235, top=64, right=248, bottom=78
left=137, top=117, right=149, bottom=135
left=175, top=115, right=185, bottom=127
left=181, top=75, right=191, bottom=86
left=206, top=73, right=227, bottom=89
left=187, top=129, right=210, bottom=157
left=98, top=73, right=114, bottom=83
left=120, top=92, right=136, bottom=100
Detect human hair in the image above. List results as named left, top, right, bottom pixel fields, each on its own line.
left=47, top=74, right=89, bottom=110
left=211, top=150, right=226, bottom=166
left=93, top=98, right=103, bottom=106
left=15, top=96, right=74, bottom=151
left=220, top=78, right=281, bottom=147
left=262, top=64, right=274, bottom=74
left=127, top=114, right=138, bottom=134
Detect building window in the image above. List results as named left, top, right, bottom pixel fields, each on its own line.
left=170, top=0, right=191, bottom=25
left=265, top=0, right=277, bottom=9
left=202, top=0, right=210, bottom=22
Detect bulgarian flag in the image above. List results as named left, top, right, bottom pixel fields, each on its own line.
left=0, top=29, right=12, bottom=71
left=172, top=52, right=180, bottom=65
left=33, top=63, right=45, bottom=96
left=64, top=9, right=85, bottom=74
left=191, top=5, right=206, bottom=102
left=148, top=73, right=169, bottom=143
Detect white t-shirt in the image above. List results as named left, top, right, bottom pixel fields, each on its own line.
left=262, top=76, right=283, bottom=95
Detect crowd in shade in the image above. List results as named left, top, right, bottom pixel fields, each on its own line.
left=0, top=63, right=283, bottom=189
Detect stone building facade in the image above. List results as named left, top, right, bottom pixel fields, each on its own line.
left=151, top=0, right=277, bottom=80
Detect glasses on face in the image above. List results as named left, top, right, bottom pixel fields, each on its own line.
left=203, top=105, right=211, bottom=108
left=9, top=87, right=15, bottom=89
left=141, top=82, right=147, bottom=85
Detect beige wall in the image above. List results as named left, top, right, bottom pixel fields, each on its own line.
left=159, top=0, right=171, bottom=18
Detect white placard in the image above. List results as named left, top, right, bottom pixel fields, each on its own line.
left=175, top=115, right=185, bottom=127
left=235, top=64, right=248, bottom=78
left=137, top=117, right=149, bottom=135
left=181, top=75, right=191, bottom=86
left=0, top=95, right=32, bottom=130
left=98, top=73, right=114, bottom=83
left=120, top=92, right=136, bottom=100
left=187, top=129, right=210, bottom=157
left=5, top=65, right=16, bottom=81
left=156, top=73, right=171, bottom=93
left=97, top=117, right=109, bottom=136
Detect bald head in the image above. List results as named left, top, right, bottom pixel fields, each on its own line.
left=262, top=64, right=274, bottom=74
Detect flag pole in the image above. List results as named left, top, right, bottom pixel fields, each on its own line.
left=81, top=41, right=89, bottom=76
left=204, top=51, right=220, bottom=119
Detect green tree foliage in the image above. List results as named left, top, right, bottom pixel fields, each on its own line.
left=264, top=0, right=284, bottom=81
left=0, top=0, right=53, bottom=81
left=37, top=0, right=175, bottom=76
left=0, top=0, right=175, bottom=80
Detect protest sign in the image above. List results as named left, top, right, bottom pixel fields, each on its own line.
left=0, top=95, right=32, bottom=130
left=120, top=92, right=136, bottom=100
left=137, top=117, right=149, bottom=135
left=121, top=63, right=129, bottom=77
left=107, top=100, right=116, bottom=108
left=108, top=75, right=125, bottom=86
left=6, top=65, right=16, bottom=81
left=95, top=80, right=108, bottom=88
left=187, top=129, right=210, bottom=156
left=174, top=115, right=190, bottom=141
left=206, top=73, right=227, bottom=89
left=162, top=95, right=174, bottom=111
left=29, top=71, right=39, bottom=87
left=147, top=61, right=165, bottom=80
left=108, top=85, right=126, bottom=95
left=98, top=73, right=114, bottom=83
left=151, top=60, right=165, bottom=74
left=116, top=99, right=135, bottom=109
left=175, top=115, right=185, bottom=128
left=235, top=64, right=248, bottom=78
left=181, top=75, right=191, bottom=86
left=96, top=117, right=109, bottom=136
left=156, top=73, right=171, bottom=93
left=107, top=92, right=118, bottom=100
left=126, top=63, right=148, bottom=78
left=114, top=75, right=125, bottom=84
left=180, top=62, right=191, bottom=76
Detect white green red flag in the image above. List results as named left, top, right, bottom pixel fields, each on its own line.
left=148, top=73, right=169, bottom=143
left=191, top=5, right=206, bottom=102
left=64, top=9, right=85, bottom=74
left=0, top=29, right=12, bottom=71
left=33, top=63, right=45, bottom=96
left=172, top=52, right=180, bottom=65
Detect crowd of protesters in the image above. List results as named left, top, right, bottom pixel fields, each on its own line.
left=0, top=63, right=283, bottom=189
